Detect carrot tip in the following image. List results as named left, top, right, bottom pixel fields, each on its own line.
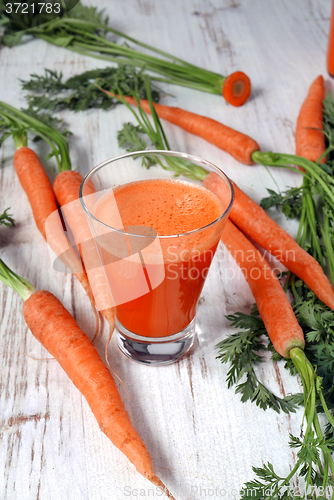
left=222, top=71, right=251, bottom=107
left=150, top=475, right=175, bottom=500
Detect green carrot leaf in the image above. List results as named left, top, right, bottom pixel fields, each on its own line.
left=216, top=313, right=301, bottom=414
left=0, top=208, right=15, bottom=227
left=260, top=187, right=303, bottom=219
left=117, top=122, right=158, bottom=168
left=21, top=66, right=160, bottom=113
left=117, top=122, right=150, bottom=152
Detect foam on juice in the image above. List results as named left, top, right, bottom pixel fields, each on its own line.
left=93, top=178, right=224, bottom=236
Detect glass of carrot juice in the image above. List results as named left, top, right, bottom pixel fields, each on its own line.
left=80, top=150, right=234, bottom=366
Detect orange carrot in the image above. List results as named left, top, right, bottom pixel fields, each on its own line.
left=295, top=75, right=326, bottom=165
left=221, top=71, right=251, bottom=107
left=13, top=147, right=99, bottom=329
left=0, top=258, right=173, bottom=498
left=53, top=170, right=115, bottom=345
left=24, top=291, right=172, bottom=494
left=222, top=219, right=305, bottom=357
left=127, top=96, right=258, bottom=164
left=101, top=90, right=259, bottom=165
left=327, top=1, right=334, bottom=77
left=204, top=172, right=334, bottom=310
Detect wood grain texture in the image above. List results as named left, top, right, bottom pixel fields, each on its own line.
left=0, top=0, right=331, bottom=498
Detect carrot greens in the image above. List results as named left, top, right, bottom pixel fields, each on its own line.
left=216, top=307, right=302, bottom=414
left=218, top=281, right=334, bottom=406
left=323, top=90, right=334, bottom=168
left=112, top=79, right=208, bottom=180
left=0, top=101, right=71, bottom=171
left=21, top=66, right=161, bottom=112
left=0, top=0, right=250, bottom=105
left=221, top=290, right=334, bottom=498
left=252, top=149, right=334, bottom=285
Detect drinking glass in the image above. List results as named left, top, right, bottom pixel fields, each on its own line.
left=80, top=150, right=234, bottom=366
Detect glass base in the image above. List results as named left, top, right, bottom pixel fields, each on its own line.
left=115, top=318, right=196, bottom=366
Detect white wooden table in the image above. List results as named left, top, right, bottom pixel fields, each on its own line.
left=0, top=0, right=331, bottom=498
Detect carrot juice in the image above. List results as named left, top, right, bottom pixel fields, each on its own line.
left=92, top=178, right=226, bottom=338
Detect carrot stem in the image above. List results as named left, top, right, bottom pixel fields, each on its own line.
left=13, top=131, right=28, bottom=149
left=289, top=348, right=334, bottom=485
left=144, top=78, right=171, bottom=150
left=97, top=81, right=208, bottom=181
left=36, top=36, right=225, bottom=96
left=0, top=100, right=71, bottom=172
left=252, top=151, right=334, bottom=208
left=318, top=385, right=334, bottom=430
left=322, top=213, right=334, bottom=281
left=296, top=203, right=306, bottom=246
left=0, top=259, right=35, bottom=301
left=267, top=459, right=303, bottom=499
left=304, top=183, right=324, bottom=266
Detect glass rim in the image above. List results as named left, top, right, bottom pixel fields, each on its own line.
left=79, top=149, right=234, bottom=239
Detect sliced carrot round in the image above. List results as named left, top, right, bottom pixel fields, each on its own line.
left=222, top=71, right=251, bottom=107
